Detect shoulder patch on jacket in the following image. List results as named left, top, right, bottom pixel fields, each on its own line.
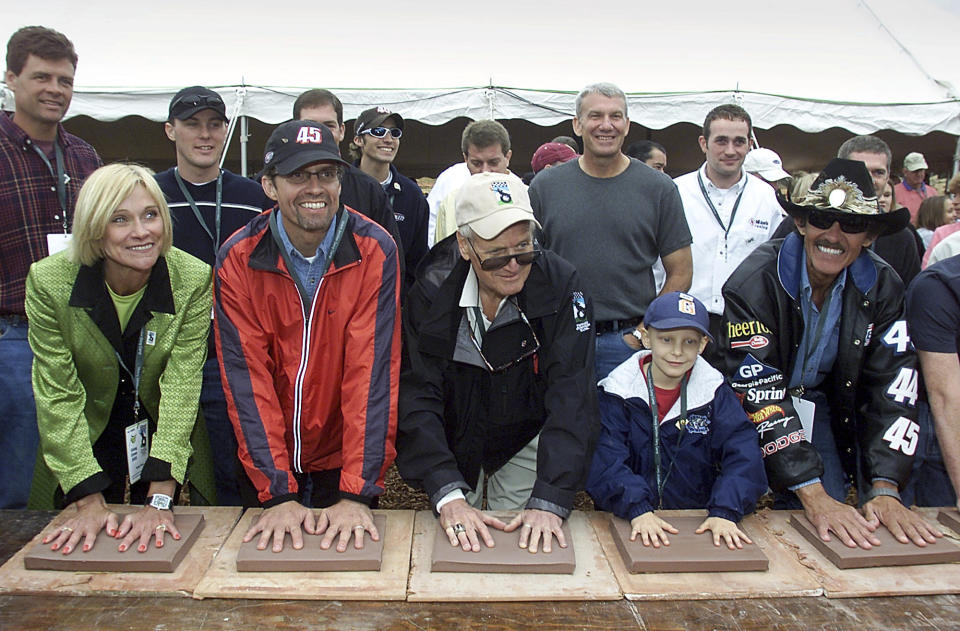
left=571, top=291, right=590, bottom=333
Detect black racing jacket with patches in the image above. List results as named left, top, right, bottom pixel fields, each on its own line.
left=719, top=233, right=918, bottom=492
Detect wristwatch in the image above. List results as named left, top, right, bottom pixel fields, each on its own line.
left=146, top=494, right=173, bottom=511
left=861, top=487, right=901, bottom=505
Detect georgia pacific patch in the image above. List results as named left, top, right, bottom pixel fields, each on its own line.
left=572, top=291, right=590, bottom=333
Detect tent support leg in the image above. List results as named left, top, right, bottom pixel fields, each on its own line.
left=240, top=115, right=249, bottom=178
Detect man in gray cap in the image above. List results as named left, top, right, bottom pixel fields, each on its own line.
left=398, top=172, right=599, bottom=555
left=214, top=119, right=400, bottom=552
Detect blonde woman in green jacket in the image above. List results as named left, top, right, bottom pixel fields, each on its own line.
left=25, top=163, right=215, bottom=555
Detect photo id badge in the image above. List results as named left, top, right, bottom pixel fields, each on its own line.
left=46, top=233, right=71, bottom=256
left=125, top=419, right=149, bottom=484
left=791, top=395, right=815, bottom=443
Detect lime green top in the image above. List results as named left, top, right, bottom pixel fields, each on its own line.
left=106, top=282, right=147, bottom=331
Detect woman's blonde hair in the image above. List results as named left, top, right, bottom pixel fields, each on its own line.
left=68, top=163, right=172, bottom=266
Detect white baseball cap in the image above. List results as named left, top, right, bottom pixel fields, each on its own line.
left=455, top=172, right=541, bottom=240
left=743, top=147, right=790, bottom=182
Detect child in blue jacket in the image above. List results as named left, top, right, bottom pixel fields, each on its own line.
left=586, top=292, right=767, bottom=549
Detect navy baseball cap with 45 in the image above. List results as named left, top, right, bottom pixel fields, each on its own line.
left=263, top=120, right=350, bottom=176
left=643, top=292, right=713, bottom=341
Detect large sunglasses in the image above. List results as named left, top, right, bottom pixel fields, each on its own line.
left=175, top=94, right=224, bottom=109
left=468, top=239, right=541, bottom=271
left=806, top=208, right=871, bottom=234
left=361, top=126, right=402, bottom=139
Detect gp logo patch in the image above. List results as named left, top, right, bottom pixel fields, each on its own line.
left=571, top=292, right=590, bottom=333
left=678, top=292, right=697, bottom=315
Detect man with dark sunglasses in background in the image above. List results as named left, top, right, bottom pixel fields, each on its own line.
left=351, top=107, right=428, bottom=292
left=397, top=172, right=599, bottom=555
left=719, top=158, right=940, bottom=551
left=155, top=86, right=273, bottom=505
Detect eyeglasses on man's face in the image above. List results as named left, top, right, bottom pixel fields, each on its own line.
left=280, top=167, right=341, bottom=186
left=361, top=126, right=402, bottom=139
left=467, top=239, right=541, bottom=271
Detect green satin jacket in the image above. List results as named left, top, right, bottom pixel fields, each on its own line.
left=24, top=247, right=215, bottom=509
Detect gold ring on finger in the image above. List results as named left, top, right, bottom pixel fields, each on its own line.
left=156, top=524, right=167, bottom=531
left=60, top=526, right=73, bottom=533
left=452, top=523, right=466, bottom=535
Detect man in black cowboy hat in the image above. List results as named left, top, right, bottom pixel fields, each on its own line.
left=719, top=158, right=941, bottom=550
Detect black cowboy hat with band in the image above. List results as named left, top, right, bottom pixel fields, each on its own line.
left=778, top=158, right=910, bottom=236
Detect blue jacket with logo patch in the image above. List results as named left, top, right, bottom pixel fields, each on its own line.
left=586, top=352, right=767, bottom=522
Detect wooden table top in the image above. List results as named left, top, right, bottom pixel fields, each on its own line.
left=1, top=509, right=958, bottom=630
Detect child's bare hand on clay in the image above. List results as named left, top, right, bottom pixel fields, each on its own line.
left=695, top=516, right=753, bottom=549
left=630, top=511, right=678, bottom=547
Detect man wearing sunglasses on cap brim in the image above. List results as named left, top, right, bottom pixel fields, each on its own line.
left=719, top=158, right=941, bottom=551
left=352, top=107, right=428, bottom=293
left=397, top=172, right=599, bottom=555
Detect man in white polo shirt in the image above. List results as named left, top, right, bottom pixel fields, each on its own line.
left=674, top=104, right=782, bottom=360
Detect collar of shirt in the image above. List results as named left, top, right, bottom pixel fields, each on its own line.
left=900, top=180, right=929, bottom=194
left=789, top=250, right=847, bottom=389
left=699, top=163, right=747, bottom=196
left=459, top=264, right=513, bottom=339
left=274, top=209, right=338, bottom=292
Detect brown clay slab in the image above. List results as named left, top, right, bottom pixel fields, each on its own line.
left=236, top=514, right=386, bottom=572
left=23, top=513, right=204, bottom=573
left=764, top=509, right=960, bottom=598
left=193, top=509, right=414, bottom=600
left=408, top=511, right=620, bottom=601
left=591, top=511, right=821, bottom=600
left=0, top=506, right=241, bottom=597
left=789, top=513, right=960, bottom=570
left=937, top=509, right=960, bottom=533
left=608, top=514, right=768, bottom=573
left=430, top=515, right=575, bottom=574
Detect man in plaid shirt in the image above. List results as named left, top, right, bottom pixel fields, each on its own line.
left=1, top=26, right=101, bottom=508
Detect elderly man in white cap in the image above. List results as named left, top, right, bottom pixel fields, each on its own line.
left=397, top=172, right=599, bottom=555
left=743, top=147, right=790, bottom=189
left=895, top=151, right=939, bottom=225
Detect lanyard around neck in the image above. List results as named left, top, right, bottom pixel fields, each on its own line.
left=175, top=169, right=223, bottom=257
left=644, top=361, right=688, bottom=509
left=32, top=139, right=68, bottom=232
left=115, top=328, right=146, bottom=422
left=697, top=170, right=747, bottom=235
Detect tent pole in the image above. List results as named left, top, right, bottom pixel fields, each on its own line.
left=241, top=115, right=249, bottom=177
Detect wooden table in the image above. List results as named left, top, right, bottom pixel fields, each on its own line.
left=2, top=510, right=959, bottom=630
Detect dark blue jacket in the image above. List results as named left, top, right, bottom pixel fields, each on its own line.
left=586, top=352, right=767, bottom=522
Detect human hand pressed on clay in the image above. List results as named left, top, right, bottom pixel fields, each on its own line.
left=629, top=511, right=678, bottom=548
left=506, top=509, right=565, bottom=554
left=439, top=498, right=507, bottom=552
left=43, top=492, right=119, bottom=555
left=317, top=499, right=378, bottom=552
left=695, top=516, right=752, bottom=550
left=245, top=500, right=317, bottom=552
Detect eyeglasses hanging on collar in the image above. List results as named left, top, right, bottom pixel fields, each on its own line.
left=467, top=303, right=540, bottom=373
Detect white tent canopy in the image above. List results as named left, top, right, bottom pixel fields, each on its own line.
left=4, top=0, right=959, bottom=131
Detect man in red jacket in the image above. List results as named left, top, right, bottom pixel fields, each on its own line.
left=214, top=120, right=401, bottom=552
